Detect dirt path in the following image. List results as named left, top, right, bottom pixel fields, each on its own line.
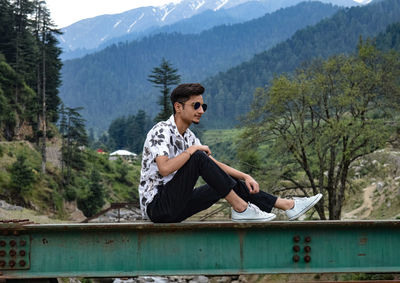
left=343, top=184, right=375, bottom=219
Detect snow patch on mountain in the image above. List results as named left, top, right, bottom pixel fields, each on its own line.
left=214, top=0, right=229, bottom=11
left=113, top=20, right=122, bottom=28
left=127, top=13, right=144, bottom=33
left=161, top=6, right=176, bottom=21
left=191, top=0, right=206, bottom=10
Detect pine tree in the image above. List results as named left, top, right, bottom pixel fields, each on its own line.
left=77, top=169, right=105, bottom=217
left=9, top=153, right=36, bottom=203
left=60, top=106, right=88, bottom=185
left=148, top=58, right=180, bottom=122
left=32, top=0, right=62, bottom=173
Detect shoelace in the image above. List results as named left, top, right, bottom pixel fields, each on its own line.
left=248, top=203, right=268, bottom=216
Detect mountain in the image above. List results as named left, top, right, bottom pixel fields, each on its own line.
left=60, top=5, right=259, bottom=61
left=376, top=22, right=400, bottom=51
left=59, top=0, right=361, bottom=60
left=59, top=0, right=252, bottom=53
left=60, top=2, right=340, bottom=132
left=201, top=0, right=400, bottom=128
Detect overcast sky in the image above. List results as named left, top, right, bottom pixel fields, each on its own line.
left=46, top=0, right=180, bottom=28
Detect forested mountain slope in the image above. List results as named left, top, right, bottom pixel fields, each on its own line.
left=376, top=22, right=400, bottom=51
left=202, top=0, right=400, bottom=128
left=60, top=2, right=339, bottom=132
left=60, top=0, right=360, bottom=60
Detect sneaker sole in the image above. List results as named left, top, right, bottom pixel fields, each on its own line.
left=288, top=194, right=322, bottom=221
left=232, top=214, right=276, bottom=222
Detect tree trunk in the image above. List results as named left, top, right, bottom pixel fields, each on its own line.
left=41, top=21, right=46, bottom=174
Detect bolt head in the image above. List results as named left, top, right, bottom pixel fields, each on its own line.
left=304, top=255, right=311, bottom=263
left=19, top=250, right=26, bottom=257
left=293, top=235, right=300, bottom=243
left=293, top=245, right=300, bottom=252
left=19, top=260, right=26, bottom=267
left=304, top=246, right=311, bottom=253
left=9, top=260, right=16, bottom=267
left=293, top=255, right=300, bottom=262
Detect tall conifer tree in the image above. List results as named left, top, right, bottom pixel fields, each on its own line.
left=148, top=58, right=180, bottom=122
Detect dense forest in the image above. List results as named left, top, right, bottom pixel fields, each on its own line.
left=94, top=110, right=153, bottom=155
left=0, top=0, right=141, bottom=218
left=202, top=0, right=400, bottom=128
left=0, top=0, right=61, bottom=142
left=60, top=2, right=339, bottom=132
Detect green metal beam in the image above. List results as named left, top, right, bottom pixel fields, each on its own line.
left=1, top=220, right=400, bottom=279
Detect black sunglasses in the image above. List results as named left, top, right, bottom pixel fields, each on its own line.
left=180, top=101, right=207, bottom=112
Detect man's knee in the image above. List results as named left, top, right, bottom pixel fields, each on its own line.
left=191, top=150, right=209, bottom=160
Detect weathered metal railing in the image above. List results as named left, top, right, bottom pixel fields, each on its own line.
left=0, top=220, right=399, bottom=279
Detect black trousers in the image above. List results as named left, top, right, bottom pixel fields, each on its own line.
left=147, top=151, right=277, bottom=223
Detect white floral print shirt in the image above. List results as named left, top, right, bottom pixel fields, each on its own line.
left=138, top=115, right=201, bottom=219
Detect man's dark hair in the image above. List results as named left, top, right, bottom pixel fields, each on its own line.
left=171, top=83, right=205, bottom=114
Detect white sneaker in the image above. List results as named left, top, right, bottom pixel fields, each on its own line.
left=286, top=193, right=322, bottom=221
left=231, top=203, right=276, bottom=222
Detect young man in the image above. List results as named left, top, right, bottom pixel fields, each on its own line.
left=138, top=83, right=322, bottom=223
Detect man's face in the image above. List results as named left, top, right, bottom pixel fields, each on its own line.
left=177, top=95, right=206, bottom=125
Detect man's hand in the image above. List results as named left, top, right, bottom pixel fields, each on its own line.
left=188, top=145, right=212, bottom=156
left=244, top=174, right=259, bottom=194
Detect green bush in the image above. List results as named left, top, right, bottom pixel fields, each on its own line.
left=9, top=154, right=36, bottom=203
left=77, top=169, right=105, bottom=217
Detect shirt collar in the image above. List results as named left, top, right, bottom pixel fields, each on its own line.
left=168, top=114, right=187, bottom=138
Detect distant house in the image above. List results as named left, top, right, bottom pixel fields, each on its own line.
left=109, top=150, right=137, bottom=162
left=96, top=149, right=106, bottom=154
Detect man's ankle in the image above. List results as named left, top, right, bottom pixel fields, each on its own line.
left=275, top=198, right=295, bottom=211
left=233, top=203, right=248, bottom=213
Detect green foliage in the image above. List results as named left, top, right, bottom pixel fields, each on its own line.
left=201, top=129, right=241, bottom=164
left=105, top=110, right=152, bottom=154
left=9, top=154, right=36, bottom=204
left=242, top=43, right=400, bottom=219
left=60, top=2, right=340, bottom=132
left=62, top=148, right=141, bottom=213
left=0, top=60, right=36, bottom=140
left=203, top=0, right=400, bottom=128
left=59, top=105, right=88, bottom=185
left=77, top=169, right=105, bottom=217
left=148, top=58, right=181, bottom=122
left=376, top=22, right=400, bottom=51
left=0, top=0, right=62, bottom=141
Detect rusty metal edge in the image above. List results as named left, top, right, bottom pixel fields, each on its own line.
left=2, top=220, right=399, bottom=232
left=1, top=268, right=400, bottom=279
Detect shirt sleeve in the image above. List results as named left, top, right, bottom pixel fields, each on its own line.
left=194, top=137, right=202, bottom=146
left=148, top=126, right=170, bottom=160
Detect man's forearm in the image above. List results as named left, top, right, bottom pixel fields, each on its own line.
left=209, top=156, right=248, bottom=180
left=156, top=151, right=191, bottom=177
left=156, top=145, right=211, bottom=177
